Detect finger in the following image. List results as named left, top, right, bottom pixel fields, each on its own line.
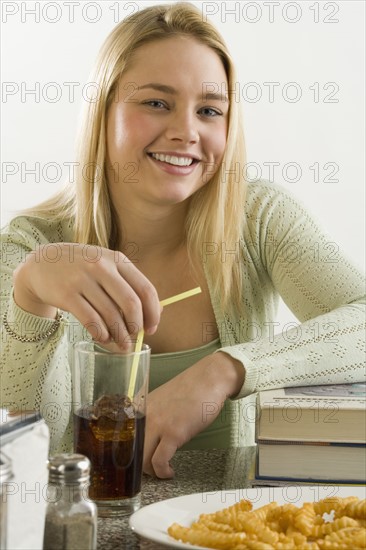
left=150, top=438, right=177, bottom=479
left=67, top=295, right=111, bottom=345
left=143, top=458, right=157, bottom=478
left=99, top=274, right=144, bottom=339
left=113, top=253, right=161, bottom=333
left=82, top=282, right=133, bottom=350
left=143, top=431, right=160, bottom=477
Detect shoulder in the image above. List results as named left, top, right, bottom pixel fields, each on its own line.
left=244, top=179, right=318, bottom=233
left=1, top=214, right=74, bottom=246
left=245, top=179, right=309, bottom=215
left=242, top=180, right=328, bottom=264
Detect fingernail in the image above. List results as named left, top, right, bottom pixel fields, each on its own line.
left=119, top=342, right=132, bottom=352
left=145, top=325, right=158, bottom=335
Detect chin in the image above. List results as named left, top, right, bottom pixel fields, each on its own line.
left=151, top=183, right=204, bottom=205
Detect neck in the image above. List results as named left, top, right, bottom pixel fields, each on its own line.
left=117, top=200, right=189, bottom=261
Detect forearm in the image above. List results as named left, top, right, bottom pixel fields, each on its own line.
left=221, top=302, right=366, bottom=399
left=1, top=294, right=73, bottom=451
left=12, top=246, right=61, bottom=318
left=210, top=351, right=245, bottom=398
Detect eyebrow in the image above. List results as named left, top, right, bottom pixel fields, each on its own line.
left=138, top=83, right=229, bottom=103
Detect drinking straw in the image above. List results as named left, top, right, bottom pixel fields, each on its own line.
left=159, top=286, right=202, bottom=307
left=127, top=286, right=202, bottom=398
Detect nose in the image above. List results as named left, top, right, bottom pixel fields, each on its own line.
left=165, top=109, right=199, bottom=144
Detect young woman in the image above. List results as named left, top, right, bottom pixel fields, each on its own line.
left=1, top=3, right=364, bottom=479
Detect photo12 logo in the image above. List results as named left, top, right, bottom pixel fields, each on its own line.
left=201, top=2, right=340, bottom=24
left=202, top=81, right=340, bottom=104
left=1, top=1, right=141, bottom=24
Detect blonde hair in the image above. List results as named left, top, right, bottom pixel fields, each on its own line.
left=23, top=2, right=247, bottom=311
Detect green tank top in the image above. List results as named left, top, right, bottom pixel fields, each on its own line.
left=150, top=338, right=232, bottom=449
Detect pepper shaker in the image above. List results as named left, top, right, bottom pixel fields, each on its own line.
left=43, top=454, right=97, bottom=550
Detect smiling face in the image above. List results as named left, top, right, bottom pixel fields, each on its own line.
left=106, top=35, right=229, bottom=212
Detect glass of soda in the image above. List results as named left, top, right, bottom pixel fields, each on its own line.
left=72, top=341, right=150, bottom=516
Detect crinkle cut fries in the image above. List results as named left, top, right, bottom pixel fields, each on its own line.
left=168, top=496, right=366, bottom=549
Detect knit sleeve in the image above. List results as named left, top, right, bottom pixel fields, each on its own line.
left=0, top=216, right=74, bottom=452
left=220, top=182, right=366, bottom=399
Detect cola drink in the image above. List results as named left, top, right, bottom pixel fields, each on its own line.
left=74, top=394, right=146, bottom=501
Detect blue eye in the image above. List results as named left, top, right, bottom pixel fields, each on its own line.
left=143, top=100, right=167, bottom=109
left=199, top=107, right=222, bottom=117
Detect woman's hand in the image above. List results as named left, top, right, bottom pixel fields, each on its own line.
left=12, top=243, right=161, bottom=349
left=143, top=352, right=245, bottom=478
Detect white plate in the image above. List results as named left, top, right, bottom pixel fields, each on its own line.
left=129, top=485, right=366, bottom=549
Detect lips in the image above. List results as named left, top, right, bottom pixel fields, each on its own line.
left=147, top=151, right=200, bottom=175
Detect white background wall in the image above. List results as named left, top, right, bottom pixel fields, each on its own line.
left=1, top=0, right=365, bottom=325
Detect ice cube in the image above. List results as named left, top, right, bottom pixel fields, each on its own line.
left=89, top=395, right=136, bottom=442
left=91, top=394, right=135, bottom=421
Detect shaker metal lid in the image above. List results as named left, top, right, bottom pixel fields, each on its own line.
left=48, top=453, right=91, bottom=484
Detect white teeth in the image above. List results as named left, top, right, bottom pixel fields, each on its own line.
left=150, top=153, right=193, bottom=166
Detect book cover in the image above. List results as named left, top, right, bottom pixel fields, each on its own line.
left=256, top=440, right=366, bottom=482
left=256, top=383, right=366, bottom=443
left=251, top=477, right=366, bottom=488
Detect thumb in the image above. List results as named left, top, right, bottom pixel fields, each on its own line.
left=150, top=438, right=177, bottom=479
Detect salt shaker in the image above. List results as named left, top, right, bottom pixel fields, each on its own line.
left=43, top=454, right=97, bottom=550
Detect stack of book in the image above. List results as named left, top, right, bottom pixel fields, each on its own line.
left=254, top=383, right=366, bottom=486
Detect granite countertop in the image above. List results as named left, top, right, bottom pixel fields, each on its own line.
left=97, top=446, right=256, bottom=549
